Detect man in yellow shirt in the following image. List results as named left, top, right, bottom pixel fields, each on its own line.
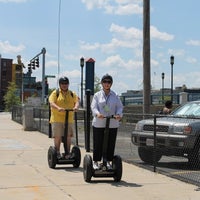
left=49, top=77, right=79, bottom=159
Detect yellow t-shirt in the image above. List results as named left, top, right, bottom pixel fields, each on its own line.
left=49, top=89, right=78, bottom=123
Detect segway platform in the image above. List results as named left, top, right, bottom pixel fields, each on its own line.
left=83, top=154, right=122, bottom=182
left=48, top=145, right=81, bottom=169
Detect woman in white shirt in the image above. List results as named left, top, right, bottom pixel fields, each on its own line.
left=91, top=74, right=123, bottom=169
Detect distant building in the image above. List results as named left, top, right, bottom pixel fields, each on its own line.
left=120, top=87, right=200, bottom=106
left=0, top=56, right=13, bottom=110
left=0, top=55, right=43, bottom=110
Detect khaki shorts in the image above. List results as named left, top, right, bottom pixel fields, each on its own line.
left=51, top=122, right=74, bottom=137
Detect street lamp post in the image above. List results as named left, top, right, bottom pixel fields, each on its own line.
left=170, top=55, right=174, bottom=103
left=80, top=57, right=84, bottom=107
left=161, top=72, right=165, bottom=103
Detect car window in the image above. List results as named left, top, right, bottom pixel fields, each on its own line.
left=173, top=102, right=200, bottom=116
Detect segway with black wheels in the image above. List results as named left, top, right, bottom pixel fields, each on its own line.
left=48, top=109, right=81, bottom=169
left=83, top=115, right=122, bottom=182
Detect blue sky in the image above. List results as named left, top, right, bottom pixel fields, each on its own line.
left=1, top=0, right=200, bottom=96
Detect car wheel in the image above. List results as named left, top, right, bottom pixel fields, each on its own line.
left=138, top=147, right=162, bottom=164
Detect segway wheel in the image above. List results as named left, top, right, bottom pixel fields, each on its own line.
left=113, top=155, right=122, bottom=182
left=83, top=155, right=93, bottom=182
left=47, top=146, right=57, bottom=169
left=71, top=146, right=81, bottom=168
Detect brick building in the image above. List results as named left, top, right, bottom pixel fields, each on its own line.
left=0, top=56, right=13, bottom=110
left=0, top=55, right=43, bottom=111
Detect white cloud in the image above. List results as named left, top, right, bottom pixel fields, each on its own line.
left=186, top=40, right=200, bottom=46
left=100, top=54, right=142, bottom=71
left=186, top=57, right=197, bottom=64
left=110, top=23, right=142, bottom=40
left=0, top=0, right=26, bottom=2
left=80, top=41, right=100, bottom=51
left=80, top=23, right=174, bottom=56
left=82, top=0, right=142, bottom=15
left=81, top=0, right=108, bottom=10
left=0, top=40, right=25, bottom=54
left=114, top=3, right=142, bottom=15
left=168, top=49, right=185, bottom=57
left=151, top=26, right=174, bottom=41
left=46, top=60, right=58, bottom=68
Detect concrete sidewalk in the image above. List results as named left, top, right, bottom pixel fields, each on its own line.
left=0, top=112, right=199, bottom=200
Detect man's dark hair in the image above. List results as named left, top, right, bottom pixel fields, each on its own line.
left=165, top=100, right=172, bottom=108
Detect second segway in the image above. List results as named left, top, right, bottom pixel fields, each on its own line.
left=48, top=109, right=81, bottom=169
left=83, top=115, right=122, bottom=182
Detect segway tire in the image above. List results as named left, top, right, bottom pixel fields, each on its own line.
left=47, top=146, right=57, bottom=169
left=83, top=155, right=93, bottom=182
left=71, top=146, right=81, bottom=168
left=113, top=155, right=122, bottom=182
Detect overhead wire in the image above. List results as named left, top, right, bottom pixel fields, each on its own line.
left=57, top=0, right=61, bottom=85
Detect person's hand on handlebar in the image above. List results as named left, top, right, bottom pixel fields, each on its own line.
left=58, top=107, right=66, bottom=112
left=114, top=114, right=122, bottom=121
left=96, top=113, right=104, bottom=119
left=73, top=106, right=79, bottom=112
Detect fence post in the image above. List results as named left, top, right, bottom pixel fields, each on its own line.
left=153, top=114, right=157, bottom=172
left=85, top=89, right=91, bottom=152
left=74, top=112, right=78, bottom=146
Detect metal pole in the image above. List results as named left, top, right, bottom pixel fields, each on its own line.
left=162, top=72, right=164, bottom=103
left=143, top=0, right=151, bottom=114
left=85, top=89, right=91, bottom=152
left=170, top=55, right=174, bottom=103
left=21, top=70, right=24, bottom=105
left=42, top=47, right=46, bottom=104
left=171, top=64, right=173, bottom=103
left=81, top=66, right=83, bottom=107
left=80, top=57, right=84, bottom=107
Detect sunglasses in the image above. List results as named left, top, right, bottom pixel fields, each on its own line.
left=103, top=80, right=112, bottom=84
left=60, top=82, right=69, bottom=85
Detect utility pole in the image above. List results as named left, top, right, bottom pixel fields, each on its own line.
left=143, top=0, right=151, bottom=114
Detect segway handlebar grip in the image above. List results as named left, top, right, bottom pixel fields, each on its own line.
left=65, top=109, right=74, bottom=112
left=103, top=115, right=116, bottom=119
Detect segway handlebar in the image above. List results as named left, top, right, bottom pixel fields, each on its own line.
left=65, top=109, right=75, bottom=112
left=103, top=115, right=116, bottom=119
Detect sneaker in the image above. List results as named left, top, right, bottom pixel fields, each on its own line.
left=57, top=152, right=62, bottom=159
left=65, top=154, right=71, bottom=159
left=106, top=161, right=112, bottom=170
left=93, top=161, right=99, bottom=170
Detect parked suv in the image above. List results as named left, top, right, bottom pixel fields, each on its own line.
left=131, top=101, right=200, bottom=166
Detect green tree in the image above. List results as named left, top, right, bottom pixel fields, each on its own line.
left=4, top=82, right=21, bottom=112
left=94, top=75, right=101, bottom=93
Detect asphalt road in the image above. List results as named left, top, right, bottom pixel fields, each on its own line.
left=114, top=132, right=200, bottom=187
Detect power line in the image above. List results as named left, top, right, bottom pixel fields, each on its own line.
left=57, top=0, right=61, bottom=82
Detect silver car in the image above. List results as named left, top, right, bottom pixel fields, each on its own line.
left=131, top=101, right=200, bottom=166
